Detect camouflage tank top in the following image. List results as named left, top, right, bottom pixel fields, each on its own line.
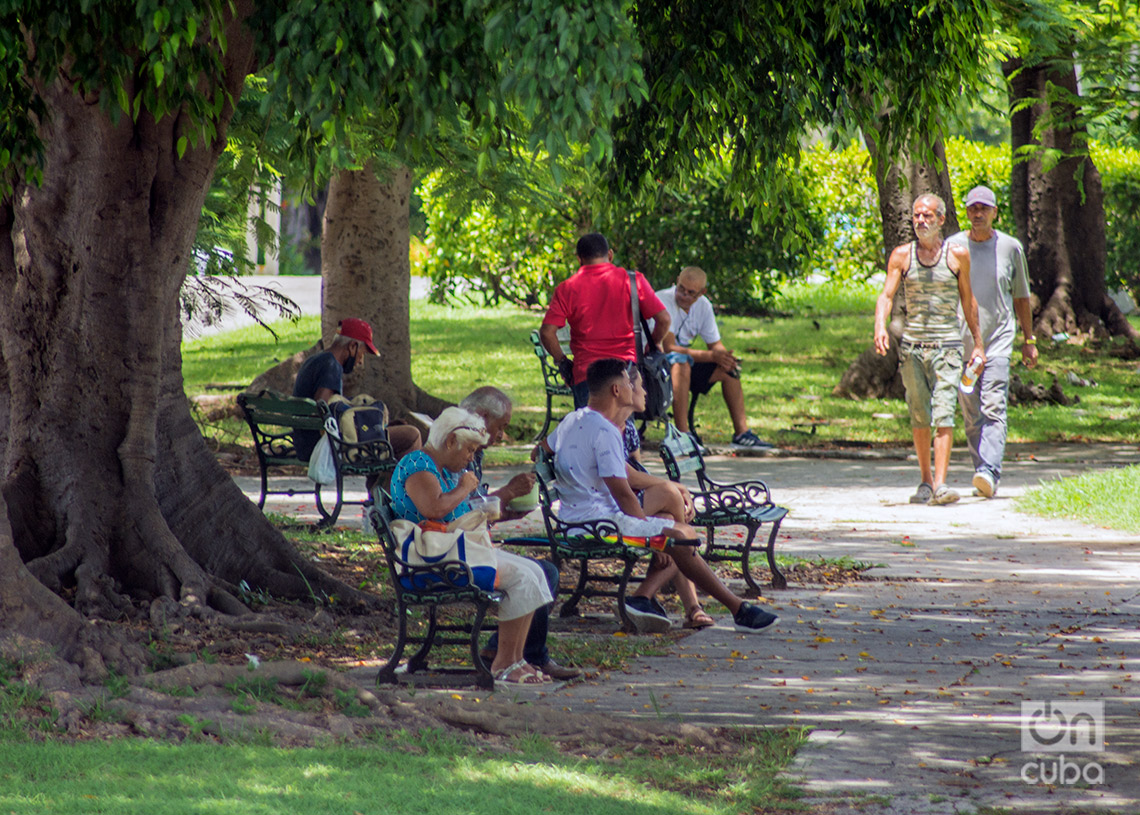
left=901, top=241, right=961, bottom=345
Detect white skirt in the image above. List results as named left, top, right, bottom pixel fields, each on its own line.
left=494, top=549, right=554, bottom=620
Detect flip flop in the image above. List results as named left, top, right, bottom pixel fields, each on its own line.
left=495, top=660, right=550, bottom=685
left=684, top=606, right=715, bottom=630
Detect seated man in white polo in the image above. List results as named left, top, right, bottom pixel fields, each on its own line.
left=656, top=266, right=770, bottom=448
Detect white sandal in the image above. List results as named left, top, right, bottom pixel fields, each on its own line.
left=494, top=659, right=549, bottom=685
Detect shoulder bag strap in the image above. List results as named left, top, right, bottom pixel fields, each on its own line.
left=628, top=270, right=645, bottom=364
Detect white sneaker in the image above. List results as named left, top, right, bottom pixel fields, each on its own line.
left=972, top=472, right=995, bottom=499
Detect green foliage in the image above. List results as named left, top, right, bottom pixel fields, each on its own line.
left=419, top=164, right=581, bottom=308
left=798, top=142, right=883, bottom=281
left=7, top=1, right=646, bottom=197
left=942, top=136, right=1140, bottom=303
left=610, top=0, right=994, bottom=241
left=1, top=1, right=232, bottom=194
left=601, top=164, right=820, bottom=311
left=247, top=0, right=645, bottom=184
left=1094, top=144, right=1140, bottom=303
left=421, top=142, right=881, bottom=313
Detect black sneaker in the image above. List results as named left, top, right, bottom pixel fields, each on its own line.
left=648, top=597, right=671, bottom=619
left=732, top=430, right=774, bottom=449
left=733, top=602, right=778, bottom=633
left=624, top=596, right=672, bottom=633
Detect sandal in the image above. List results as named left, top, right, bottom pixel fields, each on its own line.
left=495, top=660, right=550, bottom=685
left=684, top=606, right=715, bottom=630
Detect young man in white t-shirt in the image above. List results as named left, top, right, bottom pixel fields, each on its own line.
left=545, top=358, right=778, bottom=634
left=656, top=266, right=770, bottom=448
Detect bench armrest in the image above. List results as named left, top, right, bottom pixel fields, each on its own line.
left=691, top=479, right=774, bottom=512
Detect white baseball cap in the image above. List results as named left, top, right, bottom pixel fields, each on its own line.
left=964, top=185, right=997, bottom=208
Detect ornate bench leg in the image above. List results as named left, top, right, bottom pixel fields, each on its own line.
left=739, top=524, right=765, bottom=597
left=559, top=558, right=590, bottom=618
left=314, top=472, right=344, bottom=527
left=256, top=461, right=269, bottom=509
left=377, top=602, right=410, bottom=685
left=765, top=519, right=787, bottom=590
left=470, top=601, right=495, bottom=690
left=406, top=608, right=438, bottom=674
left=614, top=555, right=639, bottom=633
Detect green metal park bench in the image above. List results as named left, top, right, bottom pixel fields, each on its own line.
left=530, top=329, right=574, bottom=441
left=523, top=451, right=655, bottom=631
left=658, top=424, right=789, bottom=592
left=237, top=390, right=396, bottom=526
left=369, top=488, right=502, bottom=690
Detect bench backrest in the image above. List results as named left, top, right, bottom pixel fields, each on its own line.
left=318, top=401, right=396, bottom=471
left=530, top=329, right=572, bottom=394
left=534, top=450, right=562, bottom=507
left=238, top=391, right=324, bottom=429
left=237, top=391, right=324, bottom=461
left=368, top=489, right=400, bottom=558
left=659, top=424, right=704, bottom=480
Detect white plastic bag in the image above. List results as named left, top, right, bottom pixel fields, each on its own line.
left=307, top=417, right=340, bottom=485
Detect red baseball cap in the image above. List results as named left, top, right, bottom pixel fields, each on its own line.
left=337, top=318, right=380, bottom=356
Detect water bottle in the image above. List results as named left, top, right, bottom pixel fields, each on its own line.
left=959, top=357, right=984, bottom=394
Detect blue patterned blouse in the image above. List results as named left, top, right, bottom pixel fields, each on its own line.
left=390, top=450, right=472, bottom=523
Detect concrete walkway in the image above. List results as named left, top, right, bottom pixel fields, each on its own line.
left=235, top=441, right=1140, bottom=813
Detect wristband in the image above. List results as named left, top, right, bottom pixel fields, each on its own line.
left=1025, top=336, right=1036, bottom=345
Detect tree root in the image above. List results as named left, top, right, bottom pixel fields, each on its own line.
left=1009, top=373, right=1078, bottom=406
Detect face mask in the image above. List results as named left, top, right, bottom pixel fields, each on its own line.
left=342, top=350, right=357, bottom=375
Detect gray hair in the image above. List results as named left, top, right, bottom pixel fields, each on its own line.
left=460, top=386, right=512, bottom=420
left=913, top=193, right=946, bottom=218
left=427, top=407, right=488, bottom=449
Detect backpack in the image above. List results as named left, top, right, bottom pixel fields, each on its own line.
left=327, top=394, right=389, bottom=462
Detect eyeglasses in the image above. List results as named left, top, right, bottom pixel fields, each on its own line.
left=676, top=283, right=704, bottom=298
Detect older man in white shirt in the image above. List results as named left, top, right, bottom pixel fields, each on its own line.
left=656, top=266, right=770, bottom=448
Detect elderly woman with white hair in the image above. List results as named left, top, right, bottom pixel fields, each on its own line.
left=389, top=407, right=554, bottom=684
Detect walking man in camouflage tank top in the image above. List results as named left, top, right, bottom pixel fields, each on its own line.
left=874, top=194, right=986, bottom=505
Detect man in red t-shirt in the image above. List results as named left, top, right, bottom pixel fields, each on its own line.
left=540, top=233, right=671, bottom=407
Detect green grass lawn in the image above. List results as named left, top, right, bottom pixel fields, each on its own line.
left=185, top=280, right=1140, bottom=451
left=0, top=726, right=806, bottom=814
left=1015, top=464, right=1140, bottom=533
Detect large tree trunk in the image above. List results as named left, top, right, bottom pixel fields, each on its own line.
left=1004, top=57, right=1139, bottom=341
left=0, top=15, right=371, bottom=676
left=320, top=162, right=450, bottom=422
left=834, top=131, right=958, bottom=400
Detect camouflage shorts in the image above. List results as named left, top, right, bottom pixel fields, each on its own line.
left=899, top=342, right=963, bottom=428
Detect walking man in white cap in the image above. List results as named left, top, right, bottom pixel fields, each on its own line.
left=948, top=185, right=1038, bottom=498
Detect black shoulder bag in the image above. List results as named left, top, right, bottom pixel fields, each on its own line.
left=629, top=271, right=673, bottom=422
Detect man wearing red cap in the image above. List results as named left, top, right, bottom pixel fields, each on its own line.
left=292, top=318, right=420, bottom=463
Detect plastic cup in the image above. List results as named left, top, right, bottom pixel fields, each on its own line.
left=507, top=481, right=540, bottom=513
left=469, top=494, right=500, bottom=520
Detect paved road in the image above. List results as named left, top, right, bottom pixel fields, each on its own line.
left=236, top=441, right=1140, bottom=813
left=182, top=274, right=429, bottom=338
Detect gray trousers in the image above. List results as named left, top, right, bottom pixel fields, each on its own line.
left=958, top=355, right=1011, bottom=483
